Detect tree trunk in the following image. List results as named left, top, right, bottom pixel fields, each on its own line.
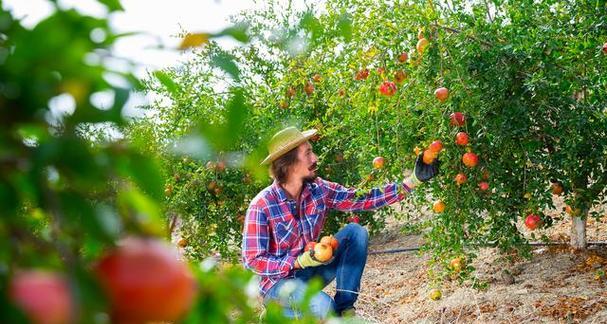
left=570, top=216, right=587, bottom=250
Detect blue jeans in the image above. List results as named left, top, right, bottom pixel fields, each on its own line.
left=263, top=223, right=369, bottom=319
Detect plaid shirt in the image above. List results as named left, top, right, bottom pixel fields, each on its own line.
left=241, top=177, right=411, bottom=296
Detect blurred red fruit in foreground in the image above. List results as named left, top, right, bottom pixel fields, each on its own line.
left=94, top=238, right=197, bottom=323
left=10, top=271, right=72, bottom=324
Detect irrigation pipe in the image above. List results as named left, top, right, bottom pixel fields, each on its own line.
left=368, top=241, right=607, bottom=255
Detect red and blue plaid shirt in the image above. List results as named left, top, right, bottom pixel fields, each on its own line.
left=241, top=177, right=411, bottom=296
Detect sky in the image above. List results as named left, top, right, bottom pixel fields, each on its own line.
left=3, top=0, right=258, bottom=74
left=2, top=0, right=261, bottom=120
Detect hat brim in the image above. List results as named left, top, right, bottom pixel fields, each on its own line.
left=260, top=129, right=317, bottom=165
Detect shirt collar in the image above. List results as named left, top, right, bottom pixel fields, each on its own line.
left=271, top=180, right=289, bottom=202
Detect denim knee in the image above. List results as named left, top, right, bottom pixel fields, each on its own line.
left=309, top=291, right=336, bottom=319
left=266, top=279, right=335, bottom=319
left=345, top=223, right=368, bottom=244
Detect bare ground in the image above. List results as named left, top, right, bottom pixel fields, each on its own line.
left=324, top=197, right=607, bottom=323
left=175, top=196, right=607, bottom=323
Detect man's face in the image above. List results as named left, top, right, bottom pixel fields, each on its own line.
left=291, top=141, right=318, bottom=183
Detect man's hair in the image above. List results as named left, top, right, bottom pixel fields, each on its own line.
left=270, top=146, right=299, bottom=183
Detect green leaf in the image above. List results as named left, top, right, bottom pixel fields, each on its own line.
left=0, top=292, right=29, bottom=324
left=110, top=87, right=130, bottom=115
left=244, top=127, right=276, bottom=181
left=336, top=14, right=353, bottom=42
left=62, top=193, right=115, bottom=242
left=210, top=52, right=240, bottom=81
left=117, top=186, right=165, bottom=236
left=105, top=31, right=140, bottom=45
left=121, top=152, right=164, bottom=201
left=217, top=24, right=250, bottom=43
left=153, top=71, right=181, bottom=97
left=0, top=183, right=19, bottom=215
left=70, top=266, right=109, bottom=320
left=223, top=89, right=248, bottom=146
left=96, top=0, right=124, bottom=12
left=300, top=11, right=323, bottom=40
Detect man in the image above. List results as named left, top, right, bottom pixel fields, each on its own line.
left=241, top=126, right=439, bottom=319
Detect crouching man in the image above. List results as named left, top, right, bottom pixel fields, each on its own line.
left=242, top=126, right=439, bottom=319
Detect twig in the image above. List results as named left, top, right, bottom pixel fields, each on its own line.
left=483, top=0, right=494, bottom=23
left=472, top=290, right=484, bottom=322
left=168, top=213, right=178, bottom=235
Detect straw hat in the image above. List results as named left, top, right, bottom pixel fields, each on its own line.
left=261, top=126, right=318, bottom=165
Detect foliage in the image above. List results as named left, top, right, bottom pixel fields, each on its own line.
left=2, top=0, right=606, bottom=321
left=0, top=1, right=318, bottom=322
left=136, top=0, right=607, bottom=282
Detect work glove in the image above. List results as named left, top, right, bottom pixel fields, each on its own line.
left=296, top=251, right=332, bottom=269
left=404, top=153, right=440, bottom=189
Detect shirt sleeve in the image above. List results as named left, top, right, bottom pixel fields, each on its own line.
left=241, top=204, right=297, bottom=277
left=321, top=179, right=411, bottom=212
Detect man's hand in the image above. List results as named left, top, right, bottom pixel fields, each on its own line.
left=404, top=153, right=440, bottom=189
left=296, top=251, right=328, bottom=269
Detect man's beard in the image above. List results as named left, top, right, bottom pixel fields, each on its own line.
left=303, top=163, right=318, bottom=183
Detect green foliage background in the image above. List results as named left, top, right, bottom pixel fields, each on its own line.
left=137, top=0, right=607, bottom=277
left=1, top=0, right=606, bottom=321
left=0, top=1, right=315, bottom=322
